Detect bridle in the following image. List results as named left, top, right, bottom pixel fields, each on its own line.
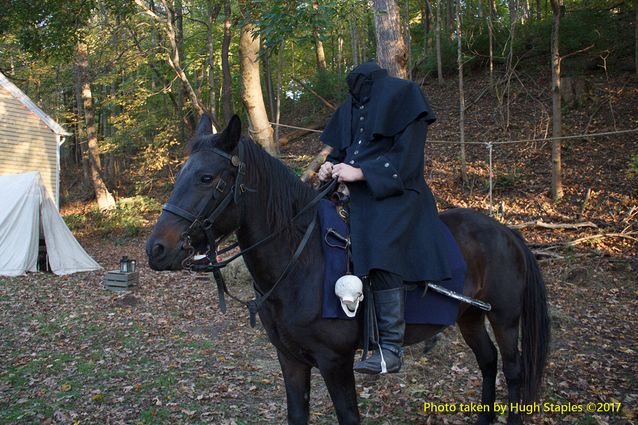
left=162, top=144, right=248, bottom=270
left=161, top=141, right=336, bottom=327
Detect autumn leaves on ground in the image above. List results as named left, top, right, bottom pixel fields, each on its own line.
left=1, top=73, right=637, bottom=425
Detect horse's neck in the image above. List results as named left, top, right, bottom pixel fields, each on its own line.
left=235, top=161, right=317, bottom=293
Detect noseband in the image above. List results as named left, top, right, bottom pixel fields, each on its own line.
left=162, top=145, right=248, bottom=269
left=161, top=141, right=337, bottom=327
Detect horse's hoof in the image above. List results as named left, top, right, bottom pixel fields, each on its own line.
left=422, top=333, right=441, bottom=355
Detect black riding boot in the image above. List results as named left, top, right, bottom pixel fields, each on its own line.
left=353, top=286, right=405, bottom=374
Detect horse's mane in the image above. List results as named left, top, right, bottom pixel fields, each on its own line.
left=238, top=137, right=317, bottom=244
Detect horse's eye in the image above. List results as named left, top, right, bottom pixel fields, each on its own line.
left=200, top=175, right=214, bottom=184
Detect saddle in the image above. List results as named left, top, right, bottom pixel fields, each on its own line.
left=317, top=199, right=467, bottom=325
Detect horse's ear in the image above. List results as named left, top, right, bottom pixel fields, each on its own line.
left=218, top=114, right=242, bottom=152
left=195, top=114, right=214, bottom=137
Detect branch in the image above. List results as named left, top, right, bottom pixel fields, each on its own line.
left=508, top=220, right=598, bottom=230
left=564, top=232, right=638, bottom=247
left=560, top=44, right=595, bottom=62
left=134, top=0, right=163, bottom=22
left=300, top=146, right=333, bottom=183
left=291, top=77, right=336, bottom=111
left=280, top=123, right=324, bottom=146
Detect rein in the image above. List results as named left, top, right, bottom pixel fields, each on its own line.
left=163, top=142, right=337, bottom=327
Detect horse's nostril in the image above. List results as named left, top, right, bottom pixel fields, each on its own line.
left=152, top=242, right=165, bottom=258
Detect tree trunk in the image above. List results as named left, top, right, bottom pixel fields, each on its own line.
left=550, top=0, right=563, bottom=200
left=403, top=0, right=412, bottom=80
left=337, top=34, right=344, bottom=75
left=263, top=45, right=275, bottom=121
left=435, top=0, right=444, bottom=82
left=421, top=0, right=431, bottom=56
left=75, top=42, right=116, bottom=211
left=275, top=42, right=284, bottom=144
left=456, top=0, right=467, bottom=183
left=239, top=24, right=277, bottom=156
left=207, top=0, right=220, bottom=117
left=221, top=0, right=233, bottom=124
left=73, top=75, right=90, bottom=182
left=351, top=19, right=359, bottom=67
left=446, top=0, right=453, bottom=36
left=313, top=0, right=328, bottom=71
left=488, top=0, right=494, bottom=85
left=505, top=0, right=517, bottom=128
left=373, top=0, right=408, bottom=79
left=174, top=0, right=187, bottom=139
left=536, top=0, right=542, bottom=20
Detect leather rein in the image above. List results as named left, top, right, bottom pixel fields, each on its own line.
left=162, top=143, right=336, bottom=327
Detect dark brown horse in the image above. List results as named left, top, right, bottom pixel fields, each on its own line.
left=146, top=115, right=550, bottom=425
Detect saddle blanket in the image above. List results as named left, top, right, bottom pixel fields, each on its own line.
left=318, top=199, right=467, bottom=325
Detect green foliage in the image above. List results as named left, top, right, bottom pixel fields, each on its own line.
left=64, top=196, right=162, bottom=237
left=282, top=70, right=348, bottom=122
left=1, top=0, right=635, bottom=209
left=417, top=37, right=459, bottom=78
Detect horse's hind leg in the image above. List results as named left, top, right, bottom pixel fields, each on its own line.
left=277, top=350, right=311, bottom=425
left=458, top=311, right=498, bottom=425
left=491, top=321, right=523, bottom=425
left=316, top=353, right=361, bottom=425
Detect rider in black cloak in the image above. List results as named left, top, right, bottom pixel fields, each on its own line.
left=318, top=60, right=451, bottom=374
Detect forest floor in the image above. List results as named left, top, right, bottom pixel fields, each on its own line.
left=1, top=71, right=637, bottom=424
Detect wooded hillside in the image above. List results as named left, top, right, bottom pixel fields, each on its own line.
left=0, top=0, right=636, bottom=208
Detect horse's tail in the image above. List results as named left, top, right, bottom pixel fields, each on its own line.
left=514, top=231, right=551, bottom=402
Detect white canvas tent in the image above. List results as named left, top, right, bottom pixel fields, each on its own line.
left=0, top=172, right=102, bottom=276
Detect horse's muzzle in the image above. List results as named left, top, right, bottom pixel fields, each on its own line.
left=146, top=235, right=188, bottom=271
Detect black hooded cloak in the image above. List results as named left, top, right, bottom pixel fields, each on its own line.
left=320, top=61, right=451, bottom=282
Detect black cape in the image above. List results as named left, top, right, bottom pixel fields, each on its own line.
left=322, top=61, right=436, bottom=149
left=320, top=61, right=451, bottom=282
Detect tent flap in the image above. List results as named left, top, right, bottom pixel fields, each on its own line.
left=0, top=172, right=102, bottom=276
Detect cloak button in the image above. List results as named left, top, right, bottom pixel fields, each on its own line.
left=384, top=163, right=390, bottom=167
left=354, top=150, right=359, bottom=155
left=349, top=160, right=355, bottom=164
left=392, top=174, right=398, bottom=179
left=359, top=105, right=364, bottom=110
left=358, top=140, right=362, bottom=144
left=359, top=128, right=364, bottom=133
left=359, top=116, right=364, bottom=121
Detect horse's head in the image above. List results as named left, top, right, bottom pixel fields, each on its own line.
left=146, top=114, right=243, bottom=271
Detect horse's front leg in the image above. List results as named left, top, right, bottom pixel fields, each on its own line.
left=277, top=350, right=312, bottom=425
left=316, top=351, right=361, bottom=425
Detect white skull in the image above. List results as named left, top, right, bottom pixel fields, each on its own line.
left=334, top=274, right=364, bottom=317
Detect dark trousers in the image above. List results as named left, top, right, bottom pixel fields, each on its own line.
left=368, top=269, right=403, bottom=290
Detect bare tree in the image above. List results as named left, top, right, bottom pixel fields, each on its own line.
left=206, top=0, right=220, bottom=116
left=351, top=18, right=359, bottom=67
left=313, top=0, right=328, bottom=71
left=221, top=0, right=233, bottom=124
left=435, top=0, right=443, bottom=82
left=75, top=42, right=116, bottom=211
left=421, top=0, right=431, bottom=56
left=239, top=24, right=277, bottom=156
left=403, top=0, right=412, bottom=80
left=456, top=0, right=467, bottom=183
left=373, top=0, right=408, bottom=78
left=488, top=0, right=495, bottom=85
left=536, top=0, right=542, bottom=20
left=550, top=0, right=563, bottom=200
